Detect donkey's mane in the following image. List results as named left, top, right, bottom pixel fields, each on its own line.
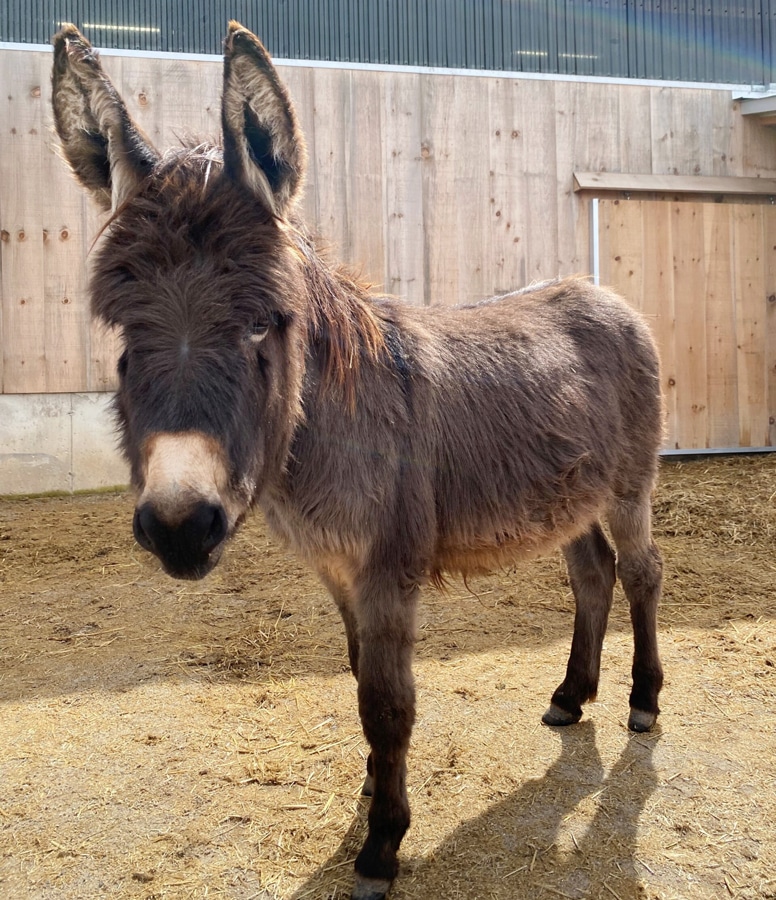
left=289, top=225, right=387, bottom=405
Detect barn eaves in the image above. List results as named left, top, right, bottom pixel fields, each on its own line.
left=737, top=87, right=776, bottom=127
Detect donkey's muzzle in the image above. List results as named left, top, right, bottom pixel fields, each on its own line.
left=133, top=500, right=228, bottom=580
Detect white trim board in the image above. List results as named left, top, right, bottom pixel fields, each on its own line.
left=1, top=40, right=763, bottom=93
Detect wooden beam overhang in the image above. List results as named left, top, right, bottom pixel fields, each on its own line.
left=573, top=172, right=776, bottom=196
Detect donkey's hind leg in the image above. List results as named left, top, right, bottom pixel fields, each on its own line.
left=543, top=523, right=616, bottom=726
left=609, top=496, right=664, bottom=732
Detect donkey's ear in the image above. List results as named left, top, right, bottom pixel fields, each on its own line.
left=221, top=22, right=307, bottom=217
left=51, top=24, right=160, bottom=212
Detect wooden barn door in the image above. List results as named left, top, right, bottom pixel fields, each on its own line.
left=597, top=199, right=776, bottom=452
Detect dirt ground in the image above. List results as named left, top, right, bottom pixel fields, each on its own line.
left=0, top=454, right=774, bottom=900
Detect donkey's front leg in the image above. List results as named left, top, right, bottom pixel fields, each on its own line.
left=351, top=573, right=418, bottom=900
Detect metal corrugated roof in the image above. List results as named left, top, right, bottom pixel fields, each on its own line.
left=1, top=1, right=774, bottom=86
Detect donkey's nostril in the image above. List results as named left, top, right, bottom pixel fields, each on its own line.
left=196, top=503, right=228, bottom=553
left=133, top=506, right=156, bottom=552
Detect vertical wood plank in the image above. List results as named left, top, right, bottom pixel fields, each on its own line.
left=599, top=198, right=680, bottom=451
left=345, top=69, right=386, bottom=289
left=710, top=90, right=738, bottom=177
left=381, top=72, right=424, bottom=305
left=598, top=198, right=776, bottom=452
left=311, top=67, right=352, bottom=260
left=420, top=73, right=460, bottom=305
left=0, top=50, right=46, bottom=393
left=671, top=202, right=708, bottom=449
left=487, top=77, right=527, bottom=293
left=596, top=199, right=614, bottom=285
left=640, top=200, right=679, bottom=449
left=601, top=199, right=648, bottom=339
left=702, top=204, right=739, bottom=448
left=156, top=57, right=221, bottom=142
left=738, top=99, right=776, bottom=178
left=119, top=56, right=222, bottom=151
left=86, top=310, right=122, bottom=393
left=618, top=84, right=653, bottom=174
left=521, top=79, right=558, bottom=280
left=598, top=198, right=643, bottom=306
left=553, top=79, right=585, bottom=277
left=446, top=73, right=491, bottom=305
left=733, top=205, right=769, bottom=447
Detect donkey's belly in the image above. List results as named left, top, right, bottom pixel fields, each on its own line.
left=432, top=490, right=608, bottom=579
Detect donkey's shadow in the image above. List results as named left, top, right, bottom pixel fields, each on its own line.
left=291, top=721, right=660, bottom=899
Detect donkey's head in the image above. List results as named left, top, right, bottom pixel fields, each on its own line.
left=52, top=23, right=309, bottom=579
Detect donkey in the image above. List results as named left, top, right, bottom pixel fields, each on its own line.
left=52, top=22, right=664, bottom=900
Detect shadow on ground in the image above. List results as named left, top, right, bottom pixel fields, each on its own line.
left=291, top=721, right=660, bottom=899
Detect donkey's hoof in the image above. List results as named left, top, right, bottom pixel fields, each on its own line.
left=628, top=708, right=657, bottom=732
left=542, top=703, right=582, bottom=727
left=351, top=874, right=392, bottom=900
left=361, top=772, right=375, bottom=797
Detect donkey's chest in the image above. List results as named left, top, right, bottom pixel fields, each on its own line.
left=259, top=482, right=376, bottom=575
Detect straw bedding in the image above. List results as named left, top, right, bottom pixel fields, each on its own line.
left=0, top=454, right=774, bottom=899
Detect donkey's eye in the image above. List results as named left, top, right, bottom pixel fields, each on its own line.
left=248, top=321, right=270, bottom=344
left=115, top=266, right=136, bottom=285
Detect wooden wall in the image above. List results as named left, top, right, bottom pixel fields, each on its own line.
left=1, top=47, right=776, bottom=447
left=599, top=199, right=776, bottom=451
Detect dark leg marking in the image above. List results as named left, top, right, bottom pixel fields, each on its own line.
left=351, top=574, right=417, bottom=900
left=544, top=522, right=617, bottom=726
left=610, top=499, right=664, bottom=732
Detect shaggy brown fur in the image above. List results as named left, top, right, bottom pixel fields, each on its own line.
left=52, top=23, right=664, bottom=900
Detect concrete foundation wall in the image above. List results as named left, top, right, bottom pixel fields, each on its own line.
left=0, top=393, right=129, bottom=495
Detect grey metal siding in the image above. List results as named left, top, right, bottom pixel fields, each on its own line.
left=1, top=1, right=773, bottom=85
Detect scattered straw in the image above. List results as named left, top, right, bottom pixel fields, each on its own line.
left=0, top=455, right=774, bottom=898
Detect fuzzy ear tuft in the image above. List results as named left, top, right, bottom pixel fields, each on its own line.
left=51, top=24, right=160, bottom=211
left=221, top=22, right=307, bottom=217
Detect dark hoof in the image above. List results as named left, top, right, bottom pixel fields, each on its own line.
left=351, top=874, right=392, bottom=900
left=361, top=772, right=375, bottom=797
left=542, top=702, right=582, bottom=727
left=628, top=708, right=658, bottom=732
